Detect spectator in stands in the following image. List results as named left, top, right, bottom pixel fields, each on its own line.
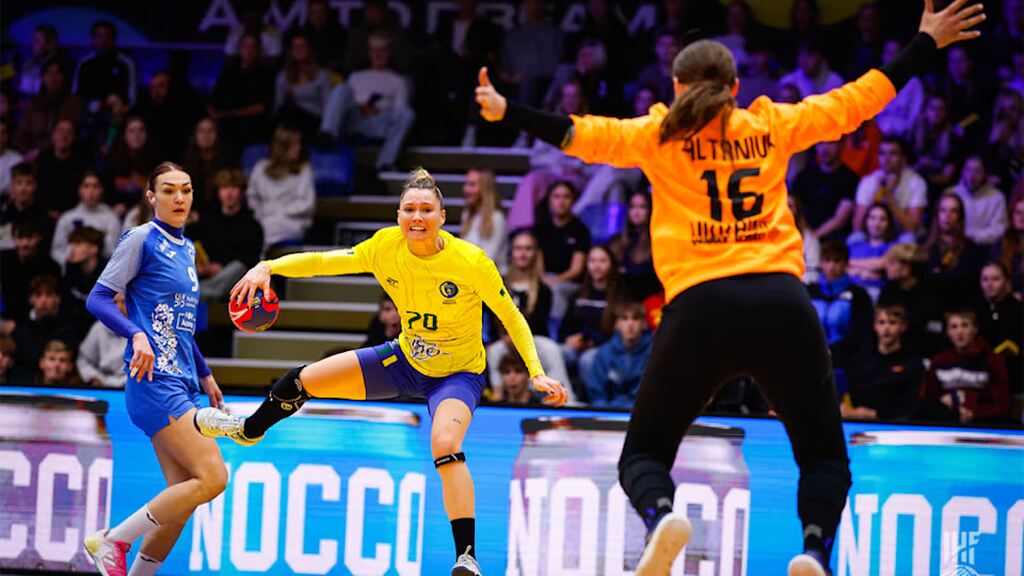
left=793, top=139, right=858, bottom=243
left=853, top=138, right=926, bottom=241
left=35, top=340, right=80, bottom=387
left=583, top=301, right=652, bottom=408
left=320, top=32, right=415, bottom=172
left=77, top=292, right=128, bottom=388
left=949, top=155, right=1007, bottom=247
left=493, top=351, right=544, bottom=405
left=90, top=92, right=130, bottom=159
left=843, top=303, right=923, bottom=420
left=461, top=168, right=508, bottom=273
left=939, top=46, right=993, bottom=144
left=878, top=243, right=944, bottom=356
left=924, top=192, right=985, bottom=311
left=543, top=38, right=623, bottom=117
left=736, top=39, right=777, bottom=107
left=563, top=0, right=629, bottom=78
left=36, top=119, right=89, bottom=217
left=986, top=88, right=1024, bottom=190
left=0, top=119, right=23, bottom=194
left=182, top=118, right=239, bottom=214
left=977, top=261, right=1022, bottom=409
left=778, top=39, right=844, bottom=98
left=121, top=193, right=153, bottom=233
left=788, top=194, right=821, bottom=284
left=134, top=70, right=202, bottom=163
left=0, top=163, right=51, bottom=250
left=60, top=226, right=106, bottom=344
left=807, top=241, right=874, bottom=395
left=874, top=39, right=925, bottom=139
left=847, top=203, right=896, bottom=299
left=534, top=181, right=591, bottom=322
left=247, top=126, right=314, bottom=251
left=189, top=168, right=263, bottom=299
left=559, top=245, right=623, bottom=381
left=610, top=190, right=661, bottom=300
left=72, top=20, right=137, bottom=112
left=17, top=24, right=72, bottom=99
left=50, top=171, right=119, bottom=264
left=9, top=275, right=76, bottom=378
left=487, top=231, right=572, bottom=398
left=302, top=0, right=346, bottom=73
left=15, top=60, right=85, bottom=161
left=713, top=1, right=754, bottom=73
left=635, top=27, right=683, bottom=105
left=920, top=309, right=1009, bottom=424
left=910, top=95, right=961, bottom=196
left=784, top=0, right=821, bottom=66
left=362, top=294, right=401, bottom=348
left=0, top=338, right=16, bottom=385
left=223, top=2, right=282, bottom=61
left=210, top=32, right=275, bottom=149
left=498, top=0, right=563, bottom=108
left=0, top=222, right=60, bottom=323
left=344, top=0, right=410, bottom=73
left=108, top=116, right=154, bottom=215
left=275, top=32, right=332, bottom=140
left=508, top=80, right=592, bottom=229
left=994, top=190, right=1024, bottom=294
left=842, top=2, right=882, bottom=80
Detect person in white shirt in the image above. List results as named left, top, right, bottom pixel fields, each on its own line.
left=247, top=125, right=315, bottom=251
left=778, top=40, right=844, bottom=98
left=77, top=292, right=128, bottom=388
left=853, top=138, right=928, bottom=242
left=319, top=32, right=415, bottom=171
left=51, top=171, right=121, bottom=266
left=460, top=168, right=508, bottom=274
left=874, top=39, right=926, bottom=138
left=0, top=119, right=23, bottom=194
left=949, top=155, right=1007, bottom=247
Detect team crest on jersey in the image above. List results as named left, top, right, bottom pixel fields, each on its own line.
left=439, top=281, right=459, bottom=299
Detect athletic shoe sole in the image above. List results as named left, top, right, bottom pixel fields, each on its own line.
left=635, top=513, right=692, bottom=576
left=788, top=554, right=827, bottom=576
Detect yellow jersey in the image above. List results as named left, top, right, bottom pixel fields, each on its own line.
left=564, top=70, right=897, bottom=302
left=263, top=226, right=545, bottom=378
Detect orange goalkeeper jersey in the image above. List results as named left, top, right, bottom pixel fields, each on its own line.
left=564, top=69, right=897, bottom=302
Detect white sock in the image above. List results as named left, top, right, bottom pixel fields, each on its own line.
left=107, top=505, right=161, bottom=544
left=128, top=553, right=162, bottom=576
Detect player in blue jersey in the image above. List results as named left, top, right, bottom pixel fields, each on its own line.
left=82, top=162, right=229, bottom=576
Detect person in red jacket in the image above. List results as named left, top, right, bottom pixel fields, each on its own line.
left=920, top=309, right=1010, bottom=424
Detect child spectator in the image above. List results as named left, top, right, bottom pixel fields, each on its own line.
left=792, top=139, right=858, bottom=243
left=847, top=202, right=896, bottom=299
left=460, top=168, right=508, bottom=274
left=924, top=192, right=985, bottom=311
left=181, top=117, right=239, bottom=211
left=853, top=138, right=927, bottom=241
left=274, top=32, right=331, bottom=140
left=910, top=95, right=961, bottom=196
left=35, top=119, right=89, bottom=217
left=77, top=283, right=129, bottom=388
left=583, top=301, right=652, bottom=408
left=494, top=351, right=544, bottom=406
left=362, top=294, right=401, bottom=348
left=610, top=190, right=661, bottom=301
left=535, top=181, right=591, bottom=322
left=246, top=125, right=314, bottom=251
left=948, top=155, right=1007, bottom=248
left=0, top=221, right=61, bottom=322
left=50, top=171, right=120, bottom=264
left=0, top=162, right=52, bottom=249
left=61, top=226, right=106, bottom=343
left=920, top=309, right=1009, bottom=424
left=976, top=262, right=1022, bottom=413
left=35, top=339, right=80, bottom=387
left=878, top=243, right=945, bottom=356
left=108, top=116, right=155, bottom=215
left=843, top=304, right=924, bottom=420
left=807, top=242, right=874, bottom=395
left=778, top=39, right=843, bottom=98
left=9, top=275, right=76, bottom=378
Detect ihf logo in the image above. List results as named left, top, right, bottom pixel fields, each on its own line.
left=941, top=530, right=981, bottom=576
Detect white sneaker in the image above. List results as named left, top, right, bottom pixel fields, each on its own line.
left=635, top=513, right=692, bottom=576
left=451, top=546, right=482, bottom=575
left=194, top=407, right=262, bottom=446
left=83, top=529, right=130, bottom=576
left=788, top=553, right=827, bottom=576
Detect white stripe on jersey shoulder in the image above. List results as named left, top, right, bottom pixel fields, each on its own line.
left=148, top=221, right=187, bottom=246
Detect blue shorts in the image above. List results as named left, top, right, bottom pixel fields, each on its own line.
left=125, top=373, right=202, bottom=437
left=356, top=340, right=486, bottom=418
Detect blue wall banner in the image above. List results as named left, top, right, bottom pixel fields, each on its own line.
left=0, top=387, right=1021, bottom=575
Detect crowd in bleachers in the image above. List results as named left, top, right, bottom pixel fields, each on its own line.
left=0, top=0, right=1021, bottom=426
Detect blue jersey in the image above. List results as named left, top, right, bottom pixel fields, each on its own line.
left=97, top=222, right=201, bottom=383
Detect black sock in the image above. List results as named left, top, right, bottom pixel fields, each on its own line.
left=451, top=518, right=475, bottom=559
left=243, top=366, right=307, bottom=439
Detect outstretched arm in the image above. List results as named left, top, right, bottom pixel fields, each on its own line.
left=231, top=246, right=372, bottom=307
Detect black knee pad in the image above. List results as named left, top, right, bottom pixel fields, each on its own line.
left=434, top=452, right=466, bottom=469
left=269, top=365, right=310, bottom=412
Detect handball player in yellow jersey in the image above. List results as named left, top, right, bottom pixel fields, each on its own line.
left=196, top=168, right=567, bottom=575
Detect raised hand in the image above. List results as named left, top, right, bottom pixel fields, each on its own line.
left=475, top=67, right=507, bottom=122
left=920, top=0, right=985, bottom=49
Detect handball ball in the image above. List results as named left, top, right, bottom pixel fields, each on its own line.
left=229, top=289, right=279, bottom=333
